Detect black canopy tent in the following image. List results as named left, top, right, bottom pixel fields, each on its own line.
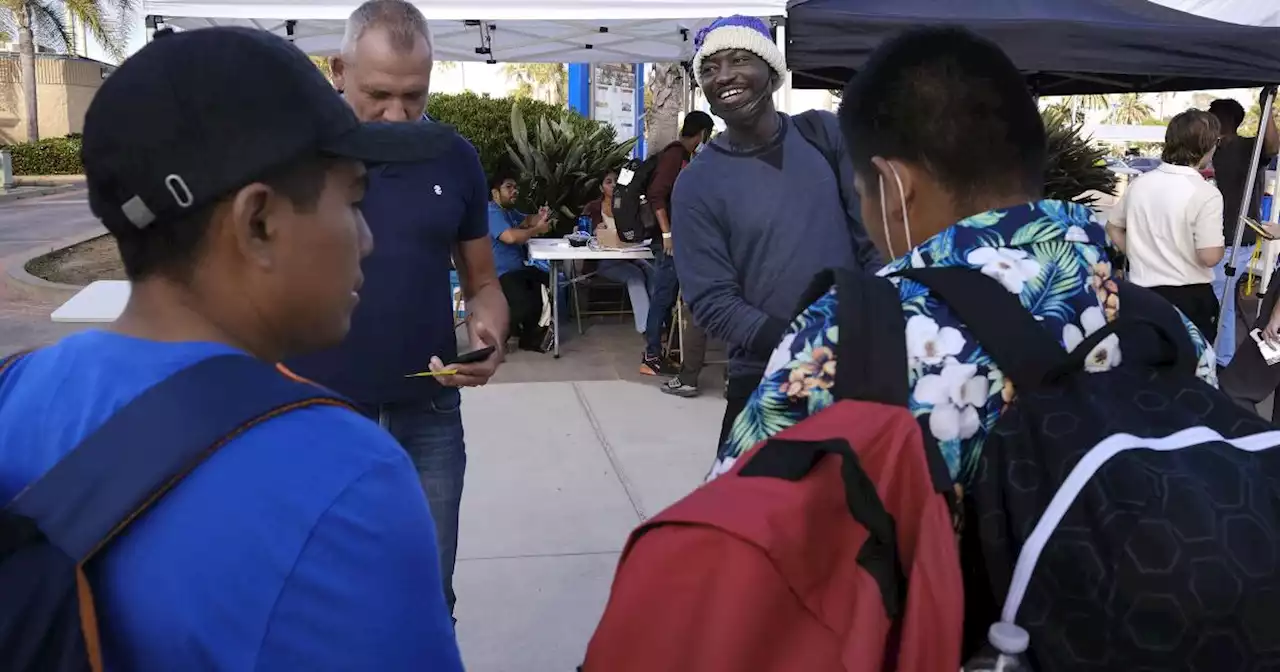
left=785, top=0, right=1280, bottom=352
left=785, top=0, right=1280, bottom=95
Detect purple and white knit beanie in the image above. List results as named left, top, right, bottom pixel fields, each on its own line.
left=693, top=15, right=787, bottom=92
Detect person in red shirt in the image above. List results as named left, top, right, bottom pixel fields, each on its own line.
left=641, top=111, right=715, bottom=395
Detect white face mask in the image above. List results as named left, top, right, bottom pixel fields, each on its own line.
left=877, top=161, right=912, bottom=259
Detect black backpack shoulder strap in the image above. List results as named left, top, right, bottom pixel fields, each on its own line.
left=1076, top=281, right=1196, bottom=374
left=828, top=268, right=957, bottom=496
left=1114, top=281, right=1198, bottom=358
left=829, top=269, right=910, bottom=406
left=4, top=354, right=355, bottom=563
left=792, top=110, right=839, bottom=181
left=897, top=267, right=1069, bottom=390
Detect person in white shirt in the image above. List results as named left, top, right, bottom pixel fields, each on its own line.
left=1107, top=109, right=1225, bottom=336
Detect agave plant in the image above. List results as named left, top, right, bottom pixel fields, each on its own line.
left=507, top=102, right=639, bottom=235
left=1042, top=107, right=1117, bottom=206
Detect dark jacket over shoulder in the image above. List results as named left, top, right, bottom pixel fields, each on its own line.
left=671, top=111, right=882, bottom=381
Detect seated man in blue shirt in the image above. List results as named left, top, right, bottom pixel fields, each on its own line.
left=0, top=26, right=462, bottom=671
left=488, top=171, right=554, bottom=352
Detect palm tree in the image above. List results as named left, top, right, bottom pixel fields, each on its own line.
left=1047, top=94, right=1110, bottom=124
left=1108, top=93, right=1155, bottom=125
left=644, top=63, right=683, bottom=152
left=1, top=1, right=130, bottom=141
left=502, top=63, right=566, bottom=106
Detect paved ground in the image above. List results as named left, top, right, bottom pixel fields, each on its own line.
left=453, top=378, right=722, bottom=670
left=0, top=190, right=97, bottom=259
left=0, top=190, right=97, bottom=354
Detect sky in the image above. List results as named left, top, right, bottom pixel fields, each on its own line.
left=78, top=12, right=144, bottom=62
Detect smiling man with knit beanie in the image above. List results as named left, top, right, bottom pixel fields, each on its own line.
left=672, top=15, right=882, bottom=452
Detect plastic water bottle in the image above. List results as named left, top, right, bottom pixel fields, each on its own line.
left=962, top=622, right=1032, bottom=672
left=577, top=215, right=592, bottom=236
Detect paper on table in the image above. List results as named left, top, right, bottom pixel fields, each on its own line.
left=1250, top=329, right=1280, bottom=366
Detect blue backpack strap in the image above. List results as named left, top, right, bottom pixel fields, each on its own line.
left=4, top=353, right=354, bottom=562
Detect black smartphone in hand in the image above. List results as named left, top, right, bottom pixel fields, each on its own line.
left=454, top=345, right=496, bottom=364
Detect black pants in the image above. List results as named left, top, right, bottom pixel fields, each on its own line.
left=499, top=267, right=549, bottom=348
left=1220, top=268, right=1280, bottom=422
left=1149, top=283, right=1219, bottom=338
left=718, top=374, right=761, bottom=450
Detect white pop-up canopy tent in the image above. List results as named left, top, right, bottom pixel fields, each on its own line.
left=143, top=0, right=786, bottom=62
left=1151, top=0, right=1280, bottom=27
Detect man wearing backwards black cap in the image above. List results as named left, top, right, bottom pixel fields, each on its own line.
left=0, top=27, right=463, bottom=670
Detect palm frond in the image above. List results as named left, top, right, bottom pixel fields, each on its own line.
left=1, top=0, right=133, bottom=62
left=1042, top=108, right=1117, bottom=205
left=27, top=3, right=70, bottom=54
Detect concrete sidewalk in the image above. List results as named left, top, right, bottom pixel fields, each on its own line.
left=453, top=380, right=722, bottom=671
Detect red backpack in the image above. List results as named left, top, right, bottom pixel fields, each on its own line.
left=583, top=271, right=964, bottom=672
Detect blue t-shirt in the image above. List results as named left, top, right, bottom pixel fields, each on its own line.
left=487, top=202, right=528, bottom=277
left=0, top=331, right=463, bottom=671
left=287, top=130, right=490, bottom=405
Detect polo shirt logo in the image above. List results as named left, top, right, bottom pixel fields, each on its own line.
left=434, top=185, right=443, bottom=195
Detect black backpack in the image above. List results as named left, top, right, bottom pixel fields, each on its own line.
left=865, top=267, right=1280, bottom=671
left=613, top=142, right=682, bottom=244
left=0, top=353, right=352, bottom=671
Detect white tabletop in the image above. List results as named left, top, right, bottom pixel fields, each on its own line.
left=527, top=238, right=653, bottom=261
left=51, top=280, right=130, bottom=323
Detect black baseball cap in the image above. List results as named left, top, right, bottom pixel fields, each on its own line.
left=83, top=26, right=452, bottom=233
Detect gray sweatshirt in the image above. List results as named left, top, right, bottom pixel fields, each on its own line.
left=671, top=111, right=881, bottom=381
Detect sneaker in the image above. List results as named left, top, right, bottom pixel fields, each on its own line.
left=661, top=376, right=700, bottom=398
left=639, top=353, right=665, bottom=376
left=521, top=327, right=554, bottom=353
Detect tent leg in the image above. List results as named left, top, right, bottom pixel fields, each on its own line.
left=772, top=22, right=791, bottom=114
left=1215, top=85, right=1277, bottom=349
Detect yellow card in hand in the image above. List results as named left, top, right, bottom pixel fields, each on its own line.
left=405, top=370, right=458, bottom=378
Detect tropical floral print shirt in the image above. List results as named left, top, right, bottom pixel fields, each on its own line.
left=710, top=200, right=1218, bottom=486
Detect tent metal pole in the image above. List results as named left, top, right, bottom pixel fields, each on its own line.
left=1215, top=85, right=1277, bottom=350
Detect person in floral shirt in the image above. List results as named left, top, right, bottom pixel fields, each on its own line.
left=710, top=27, right=1218, bottom=486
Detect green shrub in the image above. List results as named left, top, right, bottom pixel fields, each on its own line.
left=507, top=103, right=637, bottom=235
left=428, top=91, right=612, bottom=180
left=6, top=135, right=84, bottom=175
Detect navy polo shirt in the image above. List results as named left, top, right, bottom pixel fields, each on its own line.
left=287, top=130, right=489, bottom=405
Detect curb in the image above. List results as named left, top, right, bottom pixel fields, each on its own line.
left=0, top=183, right=83, bottom=203
left=15, top=175, right=85, bottom=187
left=3, top=228, right=105, bottom=300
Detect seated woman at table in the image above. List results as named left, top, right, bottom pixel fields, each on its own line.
left=583, top=168, right=653, bottom=333
left=1107, top=109, right=1225, bottom=336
